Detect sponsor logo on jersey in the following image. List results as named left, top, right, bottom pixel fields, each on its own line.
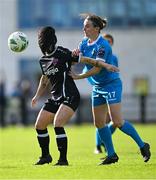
left=52, top=58, right=59, bottom=65
left=45, top=67, right=59, bottom=75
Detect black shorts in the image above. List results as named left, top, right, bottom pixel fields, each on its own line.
left=42, top=95, right=80, bottom=114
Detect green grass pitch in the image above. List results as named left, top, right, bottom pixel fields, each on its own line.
left=0, top=124, right=156, bottom=179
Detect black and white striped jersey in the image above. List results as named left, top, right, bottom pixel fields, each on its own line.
left=39, top=46, right=79, bottom=101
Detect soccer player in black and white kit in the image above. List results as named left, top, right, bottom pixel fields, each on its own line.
left=31, top=26, right=119, bottom=166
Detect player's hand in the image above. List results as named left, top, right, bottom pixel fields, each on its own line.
left=31, top=96, right=38, bottom=108
left=105, top=64, right=119, bottom=72
left=69, top=71, right=81, bottom=80
left=72, top=48, right=80, bottom=57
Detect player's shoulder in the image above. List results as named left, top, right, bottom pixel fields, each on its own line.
left=39, top=52, right=53, bottom=61
left=82, top=36, right=88, bottom=42
left=39, top=55, right=47, bottom=62
left=81, top=37, right=88, bottom=45
left=97, top=36, right=111, bottom=53
left=56, top=46, right=71, bottom=54
left=98, top=36, right=110, bottom=47
left=79, top=37, right=88, bottom=50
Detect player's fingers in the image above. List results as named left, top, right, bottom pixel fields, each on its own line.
left=114, top=67, right=119, bottom=72
left=72, top=49, right=78, bottom=56
left=72, top=49, right=80, bottom=56
left=110, top=66, right=119, bottom=72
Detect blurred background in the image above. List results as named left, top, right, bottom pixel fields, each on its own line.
left=0, top=0, right=156, bottom=127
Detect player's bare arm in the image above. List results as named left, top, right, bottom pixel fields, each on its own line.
left=31, top=75, right=50, bottom=107
left=72, top=49, right=119, bottom=72
left=69, top=67, right=101, bottom=80
left=80, top=56, right=119, bottom=72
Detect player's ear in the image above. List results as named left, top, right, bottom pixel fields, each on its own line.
left=95, top=26, right=100, bottom=32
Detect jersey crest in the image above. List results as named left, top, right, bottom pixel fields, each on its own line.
left=97, top=46, right=105, bottom=58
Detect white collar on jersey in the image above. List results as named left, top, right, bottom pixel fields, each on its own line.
left=45, top=46, right=58, bottom=56
left=87, top=35, right=101, bottom=46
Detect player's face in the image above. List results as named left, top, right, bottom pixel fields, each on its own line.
left=83, top=19, right=99, bottom=39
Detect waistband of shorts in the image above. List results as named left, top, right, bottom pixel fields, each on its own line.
left=93, top=78, right=121, bottom=88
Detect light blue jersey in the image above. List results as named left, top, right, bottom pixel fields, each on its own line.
left=107, top=54, right=120, bottom=80
left=79, top=35, right=122, bottom=106
left=79, top=35, right=119, bottom=86
left=111, top=54, right=118, bottom=67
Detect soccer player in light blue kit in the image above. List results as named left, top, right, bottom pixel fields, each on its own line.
left=94, top=34, right=118, bottom=154
left=71, top=14, right=151, bottom=164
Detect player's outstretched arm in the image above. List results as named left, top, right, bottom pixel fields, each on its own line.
left=72, top=49, right=119, bottom=72
left=69, top=67, right=101, bottom=80
left=31, top=75, right=50, bottom=107
left=80, top=56, right=119, bottom=72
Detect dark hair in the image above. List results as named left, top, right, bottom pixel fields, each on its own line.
left=38, top=26, right=57, bottom=55
left=80, top=13, right=107, bottom=32
left=104, top=34, right=114, bottom=45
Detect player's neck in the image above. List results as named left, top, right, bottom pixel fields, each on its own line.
left=45, top=46, right=57, bottom=56
left=88, top=35, right=101, bottom=45
left=88, top=34, right=100, bottom=44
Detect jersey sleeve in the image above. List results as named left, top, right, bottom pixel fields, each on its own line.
left=64, top=48, right=79, bottom=63
left=112, top=55, right=119, bottom=67
left=79, top=41, right=83, bottom=52
left=79, top=37, right=88, bottom=54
